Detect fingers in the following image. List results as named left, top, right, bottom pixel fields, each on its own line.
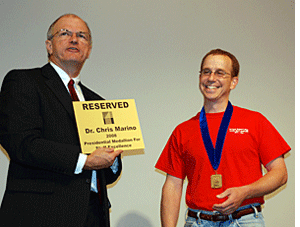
left=114, top=149, right=123, bottom=156
left=94, top=147, right=123, bottom=156
left=213, top=187, right=246, bottom=215
left=83, top=147, right=123, bottom=170
left=213, top=200, right=231, bottom=211
left=216, top=190, right=230, bottom=199
left=213, top=188, right=237, bottom=214
left=95, top=147, right=114, bottom=153
left=212, top=201, right=234, bottom=214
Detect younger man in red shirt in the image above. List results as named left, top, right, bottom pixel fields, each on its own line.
left=155, top=49, right=290, bottom=227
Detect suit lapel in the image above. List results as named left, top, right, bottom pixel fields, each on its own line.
left=41, top=63, right=104, bottom=120
left=41, top=64, right=75, bottom=120
left=79, top=82, right=104, bottom=101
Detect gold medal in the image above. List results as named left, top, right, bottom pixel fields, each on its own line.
left=211, top=174, right=222, bottom=189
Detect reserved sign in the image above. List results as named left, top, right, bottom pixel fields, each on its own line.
left=73, top=99, right=144, bottom=154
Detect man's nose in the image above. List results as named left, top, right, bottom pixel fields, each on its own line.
left=207, top=72, right=218, bottom=80
left=70, top=33, right=79, bottom=43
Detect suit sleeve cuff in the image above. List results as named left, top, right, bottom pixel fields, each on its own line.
left=74, top=153, right=87, bottom=174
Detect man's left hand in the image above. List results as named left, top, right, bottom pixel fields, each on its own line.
left=212, top=186, right=249, bottom=215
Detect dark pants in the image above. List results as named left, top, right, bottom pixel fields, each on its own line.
left=84, top=192, right=106, bottom=227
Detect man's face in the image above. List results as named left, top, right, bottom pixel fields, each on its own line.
left=46, top=16, right=92, bottom=70
left=199, top=54, right=238, bottom=103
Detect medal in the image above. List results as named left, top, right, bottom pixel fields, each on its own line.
left=200, top=101, right=233, bottom=189
left=211, top=173, right=222, bottom=189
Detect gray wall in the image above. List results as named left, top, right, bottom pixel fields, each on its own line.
left=0, top=1, right=294, bottom=226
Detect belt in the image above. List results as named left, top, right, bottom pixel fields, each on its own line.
left=188, top=205, right=261, bottom=222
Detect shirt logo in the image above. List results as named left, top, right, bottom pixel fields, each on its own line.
left=229, top=128, right=249, bottom=134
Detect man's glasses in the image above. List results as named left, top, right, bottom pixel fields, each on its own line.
left=200, top=69, right=231, bottom=78
left=48, top=29, right=91, bottom=43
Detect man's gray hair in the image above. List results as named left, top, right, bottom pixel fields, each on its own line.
left=46, top=13, right=92, bottom=44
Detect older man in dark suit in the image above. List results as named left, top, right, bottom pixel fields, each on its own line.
left=0, top=14, right=122, bottom=227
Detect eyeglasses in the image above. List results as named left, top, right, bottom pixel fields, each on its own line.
left=48, top=29, right=91, bottom=43
left=200, top=69, right=231, bottom=78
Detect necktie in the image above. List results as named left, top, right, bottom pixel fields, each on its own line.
left=68, top=79, right=79, bottom=101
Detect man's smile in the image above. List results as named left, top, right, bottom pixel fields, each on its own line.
left=204, top=84, right=221, bottom=90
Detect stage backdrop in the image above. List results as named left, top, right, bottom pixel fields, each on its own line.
left=0, top=1, right=295, bottom=226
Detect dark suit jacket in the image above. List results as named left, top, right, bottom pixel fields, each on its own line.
left=0, top=63, right=122, bottom=227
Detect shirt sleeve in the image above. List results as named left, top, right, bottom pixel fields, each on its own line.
left=155, top=128, right=186, bottom=179
left=110, top=158, right=119, bottom=174
left=74, top=153, right=87, bottom=174
left=257, top=113, right=291, bottom=166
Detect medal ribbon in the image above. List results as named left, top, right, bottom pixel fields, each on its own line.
left=199, top=101, right=233, bottom=170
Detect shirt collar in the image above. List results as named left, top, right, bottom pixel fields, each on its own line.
left=50, top=62, right=81, bottom=87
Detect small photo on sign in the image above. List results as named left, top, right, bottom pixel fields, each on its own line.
left=103, top=111, right=114, bottom=124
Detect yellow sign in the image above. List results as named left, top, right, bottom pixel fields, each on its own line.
left=73, top=99, right=144, bottom=154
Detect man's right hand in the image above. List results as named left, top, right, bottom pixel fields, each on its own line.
left=83, top=147, right=123, bottom=170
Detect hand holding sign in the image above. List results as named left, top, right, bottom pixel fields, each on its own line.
left=83, top=147, right=123, bottom=170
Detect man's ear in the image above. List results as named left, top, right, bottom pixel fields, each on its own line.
left=230, top=77, right=239, bottom=90
left=45, top=40, right=53, bottom=56
left=86, top=45, right=92, bottom=59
